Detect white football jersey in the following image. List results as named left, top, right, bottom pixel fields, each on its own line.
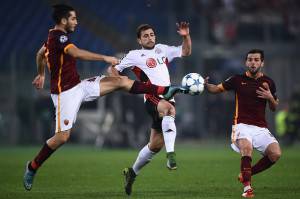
left=115, top=44, right=182, bottom=86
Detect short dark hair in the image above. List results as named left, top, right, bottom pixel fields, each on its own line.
left=136, top=24, right=155, bottom=38
left=52, top=4, right=75, bottom=24
left=245, top=49, right=264, bottom=61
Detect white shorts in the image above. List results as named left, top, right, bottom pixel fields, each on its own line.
left=230, top=123, right=278, bottom=154
left=51, top=76, right=105, bottom=132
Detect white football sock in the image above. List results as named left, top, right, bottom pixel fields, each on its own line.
left=244, top=185, right=252, bottom=192
left=132, top=145, right=155, bottom=174
left=162, top=115, right=176, bottom=153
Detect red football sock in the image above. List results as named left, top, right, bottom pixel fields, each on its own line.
left=129, top=81, right=168, bottom=95
left=29, top=143, right=55, bottom=171
left=252, top=156, right=274, bottom=175
left=241, top=156, right=252, bottom=186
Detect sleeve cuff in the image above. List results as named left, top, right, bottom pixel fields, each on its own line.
left=64, top=44, right=75, bottom=54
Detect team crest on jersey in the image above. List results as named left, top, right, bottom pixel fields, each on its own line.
left=146, top=58, right=157, bottom=68
left=64, top=119, right=69, bottom=125
left=155, top=47, right=162, bottom=54
left=59, top=35, right=68, bottom=43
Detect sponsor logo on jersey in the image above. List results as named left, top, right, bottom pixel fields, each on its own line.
left=146, top=58, right=157, bottom=68
left=59, top=35, right=68, bottom=43
left=157, top=56, right=167, bottom=64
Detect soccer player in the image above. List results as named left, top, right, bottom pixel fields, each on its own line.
left=23, top=4, right=185, bottom=191
left=108, top=22, right=192, bottom=195
left=205, top=49, right=282, bottom=198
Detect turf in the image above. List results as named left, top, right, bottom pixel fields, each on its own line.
left=0, top=144, right=299, bottom=199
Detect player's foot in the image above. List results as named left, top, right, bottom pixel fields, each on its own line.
left=23, top=161, right=36, bottom=191
left=123, top=167, right=136, bottom=195
left=163, top=86, right=188, bottom=100
left=166, top=152, right=177, bottom=170
left=242, top=188, right=254, bottom=198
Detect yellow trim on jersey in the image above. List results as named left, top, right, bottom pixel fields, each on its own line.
left=234, top=93, right=238, bottom=125
left=45, top=48, right=51, bottom=72
left=64, top=43, right=75, bottom=54
left=57, top=54, right=64, bottom=132
left=58, top=54, right=63, bottom=93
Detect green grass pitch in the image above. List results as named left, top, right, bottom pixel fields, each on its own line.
left=0, top=144, right=299, bottom=199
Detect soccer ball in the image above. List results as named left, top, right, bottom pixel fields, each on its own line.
left=181, top=73, right=205, bottom=95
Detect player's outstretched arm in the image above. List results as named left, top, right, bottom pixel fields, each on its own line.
left=65, top=44, right=119, bottom=65
left=177, top=22, right=192, bottom=56
left=32, top=45, right=46, bottom=89
left=204, top=77, right=224, bottom=94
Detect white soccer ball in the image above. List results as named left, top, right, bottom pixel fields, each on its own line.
left=181, top=73, right=205, bottom=95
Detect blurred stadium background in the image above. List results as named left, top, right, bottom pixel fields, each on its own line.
left=0, top=0, right=300, bottom=148
left=1, top=1, right=300, bottom=198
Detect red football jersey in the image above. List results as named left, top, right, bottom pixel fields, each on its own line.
left=45, top=29, right=80, bottom=94
left=221, top=72, right=277, bottom=128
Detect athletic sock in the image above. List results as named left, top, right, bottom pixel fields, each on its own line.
left=162, top=116, right=176, bottom=153
left=252, top=156, right=274, bottom=175
left=241, top=156, right=252, bottom=186
left=129, top=81, right=168, bottom=95
left=29, top=143, right=55, bottom=171
left=132, top=145, right=155, bottom=174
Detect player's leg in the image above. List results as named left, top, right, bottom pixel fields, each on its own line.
left=251, top=129, right=281, bottom=176
left=123, top=129, right=163, bottom=195
left=29, top=130, right=71, bottom=169
left=24, top=86, right=83, bottom=191
left=23, top=130, right=71, bottom=190
left=99, top=76, right=185, bottom=98
left=132, top=129, right=164, bottom=174
left=157, top=99, right=177, bottom=170
left=251, top=143, right=281, bottom=176
left=236, top=138, right=254, bottom=198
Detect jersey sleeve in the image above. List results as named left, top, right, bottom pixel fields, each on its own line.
left=161, top=44, right=182, bottom=62
left=55, top=33, right=73, bottom=52
left=222, top=75, right=237, bottom=91
left=269, top=79, right=278, bottom=100
left=114, top=52, right=135, bottom=72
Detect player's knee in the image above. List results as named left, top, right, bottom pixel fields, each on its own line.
left=168, top=107, right=176, bottom=116
left=269, top=150, right=281, bottom=162
left=241, top=147, right=253, bottom=157
left=163, top=106, right=176, bottom=116
left=57, top=131, right=70, bottom=144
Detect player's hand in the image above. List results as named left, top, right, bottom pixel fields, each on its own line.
left=104, top=56, right=120, bottom=65
left=32, top=74, right=45, bottom=89
left=256, top=82, right=273, bottom=100
left=176, top=22, right=190, bottom=37
left=204, top=76, right=210, bottom=86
